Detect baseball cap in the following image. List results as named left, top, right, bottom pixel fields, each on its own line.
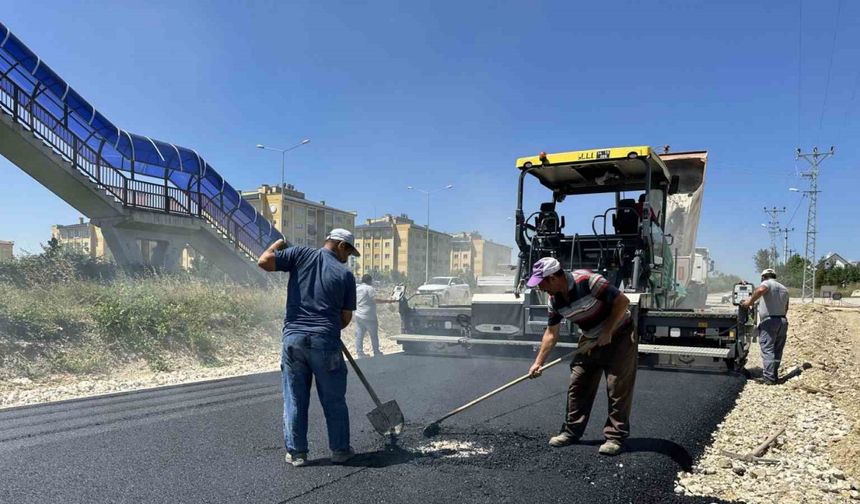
left=526, top=257, right=562, bottom=288
left=760, top=268, right=776, bottom=278
left=326, top=228, right=360, bottom=257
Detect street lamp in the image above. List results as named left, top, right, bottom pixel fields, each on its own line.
left=255, top=139, right=311, bottom=192
left=256, top=139, right=310, bottom=236
left=407, top=184, right=454, bottom=283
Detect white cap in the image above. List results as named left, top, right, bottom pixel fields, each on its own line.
left=326, top=228, right=360, bottom=256
left=526, top=257, right=562, bottom=287
left=760, top=268, right=776, bottom=278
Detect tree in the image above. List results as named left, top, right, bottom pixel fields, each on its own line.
left=778, top=254, right=807, bottom=288
left=709, top=270, right=745, bottom=292
left=753, top=248, right=773, bottom=273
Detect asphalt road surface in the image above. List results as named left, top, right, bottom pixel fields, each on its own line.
left=0, top=354, right=744, bottom=504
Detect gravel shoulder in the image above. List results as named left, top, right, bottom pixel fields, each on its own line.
left=675, top=303, right=860, bottom=503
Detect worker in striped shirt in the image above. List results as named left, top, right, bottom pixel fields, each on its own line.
left=526, top=257, right=636, bottom=456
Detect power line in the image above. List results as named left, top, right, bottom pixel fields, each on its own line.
left=836, top=47, right=860, bottom=145
left=786, top=193, right=806, bottom=226
left=797, top=0, right=803, bottom=145
left=817, top=0, right=844, bottom=142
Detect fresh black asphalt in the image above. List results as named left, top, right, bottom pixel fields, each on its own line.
left=0, top=354, right=744, bottom=503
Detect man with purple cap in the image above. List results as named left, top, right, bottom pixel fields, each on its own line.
left=525, top=257, right=636, bottom=456
left=258, top=228, right=360, bottom=467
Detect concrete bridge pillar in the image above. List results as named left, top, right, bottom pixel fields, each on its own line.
left=151, top=240, right=182, bottom=272
left=97, top=221, right=186, bottom=273
left=99, top=224, right=144, bottom=267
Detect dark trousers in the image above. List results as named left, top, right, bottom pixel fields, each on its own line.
left=563, top=323, right=638, bottom=441
left=758, top=317, right=788, bottom=382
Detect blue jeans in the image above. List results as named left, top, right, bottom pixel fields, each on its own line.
left=354, top=317, right=380, bottom=355
left=281, top=332, right=350, bottom=455
left=758, top=317, right=788, bottom=382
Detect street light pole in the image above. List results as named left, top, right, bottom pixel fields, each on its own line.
left=407, top=184, right=453, bottom=283
left=255, top=139, right=310, bottom=235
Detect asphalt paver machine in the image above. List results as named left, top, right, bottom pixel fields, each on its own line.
left=395, top=146, right=756, bottom=371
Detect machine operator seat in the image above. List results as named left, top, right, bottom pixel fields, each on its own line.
left=612, top=199, right=639, bottom=235
left=536, top=202, right=563, bottom=235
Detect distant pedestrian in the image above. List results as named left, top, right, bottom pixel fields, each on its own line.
left=257, top=229, right=360, bottom=467
left=526, top=257, right=636, bottom=456
left=742, top=268, right=790, bottom=385
left=354, top=274, right=396, bottom=357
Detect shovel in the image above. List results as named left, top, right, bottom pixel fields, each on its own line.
left=341, top=343, right=405, bottom=438
left=422, top=339, right=597, bottom=437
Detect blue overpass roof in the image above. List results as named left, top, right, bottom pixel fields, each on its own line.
left=0, top=22, right=282, bottom=256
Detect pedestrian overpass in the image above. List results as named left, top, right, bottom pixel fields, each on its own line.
left=0, top=23, right=281, bottom=283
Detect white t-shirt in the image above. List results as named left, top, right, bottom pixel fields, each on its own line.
left=355, top=284, right=377, bottom=320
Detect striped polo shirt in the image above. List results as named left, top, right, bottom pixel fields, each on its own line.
left=546, top=270, right=631, bottom=338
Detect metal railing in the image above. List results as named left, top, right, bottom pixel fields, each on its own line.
left=0, top=70, right=270, bottom=261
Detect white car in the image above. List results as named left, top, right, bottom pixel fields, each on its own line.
left=417, top=277, right=472, bottom=306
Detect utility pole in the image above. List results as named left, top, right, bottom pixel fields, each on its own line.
left=796, top=146, right=834, bottom=303
left=779, top=227, right=794, bottom=265
left=762, top=206, right=785, bottom=267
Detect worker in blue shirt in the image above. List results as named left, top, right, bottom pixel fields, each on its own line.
left=258, top=229, right=359, bottom=467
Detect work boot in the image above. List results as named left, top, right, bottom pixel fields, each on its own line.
left=598, top=440, right=623, bottom=456
left=331, top=447, right=355, bottom=464
left=548, top=432, right=579, bottom=447
left=285, top=452, right=308, bottom=467
left=373, top=351, right=384, bottom=357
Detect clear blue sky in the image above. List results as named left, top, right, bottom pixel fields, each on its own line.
left=1, top=0, right=858, bottom=281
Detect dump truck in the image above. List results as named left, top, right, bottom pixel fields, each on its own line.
left=395, top=146, right=756, bottom=371
left=675, top=247, right=713, bottom=309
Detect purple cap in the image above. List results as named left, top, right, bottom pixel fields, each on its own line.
left=526, top=257, right=561, bottom=288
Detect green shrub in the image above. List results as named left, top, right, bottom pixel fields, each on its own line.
left=0, top=272, right=283, bottom=376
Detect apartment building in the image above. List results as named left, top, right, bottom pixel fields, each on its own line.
left=0, top=240, right=13, bottom=262
left=51, top=218, right=112, bottom=260
left=450, top=231, right=513, bottom=277
left=241, top=184, right=355, bottom=248
left=353, top=214, right=452, bottom=280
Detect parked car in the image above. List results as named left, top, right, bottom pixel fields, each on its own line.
left=416, top=277, right=471, bottom=306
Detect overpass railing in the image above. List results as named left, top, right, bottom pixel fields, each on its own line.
left=0, top=68, right=271, bottom=260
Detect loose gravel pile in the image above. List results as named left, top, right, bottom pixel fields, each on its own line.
left=676, top=304, right=860, bottom=503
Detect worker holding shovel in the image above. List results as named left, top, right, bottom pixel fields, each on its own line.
left=526, top=257, right=636, bottom=456
left=257, top=229, right=360, bottom=467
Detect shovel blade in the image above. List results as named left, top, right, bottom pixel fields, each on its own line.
left=366, top=400, right=405, bottom=436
